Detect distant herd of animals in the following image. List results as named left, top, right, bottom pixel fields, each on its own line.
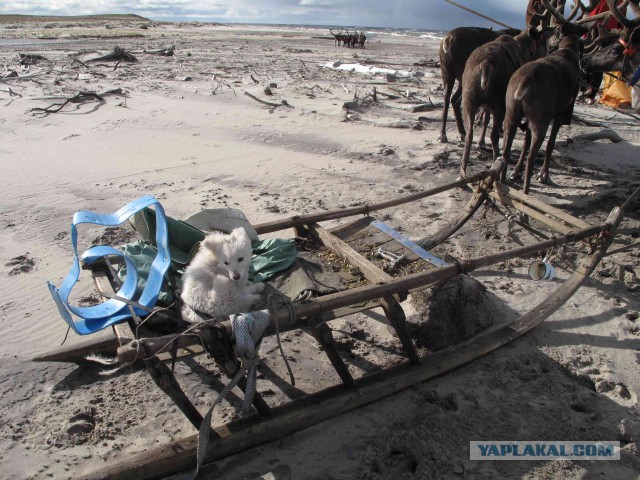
left=437, top=0, right=640, bottom=193
left=329, top=29, right=367, bottom=48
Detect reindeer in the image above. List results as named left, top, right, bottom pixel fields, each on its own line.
left=581, top=0, right=640, bottom=86
left=358, top=31, right=366, bottom=48
left=501, top=5, right=589, bottom=194
left=459, top=27, right=547, bottom=178
left=330, top=28, right=343, bottom=47
left=351, top=31, right=360, bottom=48
left=343, top=31, right=353, bottom=48
left=438, top=27, right=522, bottom=144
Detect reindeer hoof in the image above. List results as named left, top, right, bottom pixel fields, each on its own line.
left=509, top=171, right=522, bottom=183
left=537, top=172, right=550, bottom=184
left=438, top=134, right=448, bottom=144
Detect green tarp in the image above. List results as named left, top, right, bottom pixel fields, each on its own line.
left=120, top=207, right=297, bottom=304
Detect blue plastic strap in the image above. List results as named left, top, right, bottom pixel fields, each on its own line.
left=47, top=195, right=171, bottom=335
left=370, top=220, right=448, bottom=268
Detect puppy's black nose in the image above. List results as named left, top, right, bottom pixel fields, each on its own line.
left=232, top=272, right=241, bottom=280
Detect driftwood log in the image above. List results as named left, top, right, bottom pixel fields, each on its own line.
left=143, top=45, right=175, bottom=56
left=29, top=88, right=124, bottom=117
left=87, top=47, right=137, bottom=63
left=244, top=91, right=291, bottom=108
left=568, top=129, right=623, bottom=143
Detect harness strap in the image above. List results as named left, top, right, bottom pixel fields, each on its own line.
left=619, top=38, right=638, bottom=57
left=47, top=195, right=171, bottom=335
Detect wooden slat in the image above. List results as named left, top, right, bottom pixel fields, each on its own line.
left=495, top=182, right=592, bottom=230
left=307, top=223, right=393, bottom=285
left=489, top=190, right=574, bottom=235
left=93, top=270, right=137, bottom=346
left=329, top=217, right=374, bottom=237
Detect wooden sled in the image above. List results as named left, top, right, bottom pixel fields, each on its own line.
left=35, top=160, right=637, bottom=480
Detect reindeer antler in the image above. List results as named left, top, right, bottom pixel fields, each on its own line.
left=606, top=0, right=640, bottom=29
left=542, top=0, right=568, bottom=24
left=583, top=16, right=619, bottom=52
left=567, top=1, right=584, bottom=20
left=577, top=3, right=625, bottom=24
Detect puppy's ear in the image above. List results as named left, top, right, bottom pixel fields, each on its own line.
left=229, top=227, right=248, bottom=243
left=202, top=232, right=223, bottom=252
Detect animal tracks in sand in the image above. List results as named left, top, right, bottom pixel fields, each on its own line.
left=4, top=254, right=36, bottom=276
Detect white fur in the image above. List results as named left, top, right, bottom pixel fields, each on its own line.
left=514, top=85, right=528, bottom=101
left=180, top=228, right=265, bottom=323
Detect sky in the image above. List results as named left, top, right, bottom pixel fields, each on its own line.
left=1, top=0, right=536, bottom=30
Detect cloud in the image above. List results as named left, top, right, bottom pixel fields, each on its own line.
left=0, top=0, right=533, bottom=29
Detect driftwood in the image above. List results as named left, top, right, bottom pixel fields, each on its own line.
left=143, top=45, right=175, bottom=56
left=568, top=129, right=623, bottom=144
left=0, top=87, right=21, bottom=97
left=18, top=53, right=47, bottom=65
left=244, top=91, right=291, bottom=108
left=87, top=47, right=137, bottom=63
left=403, top=101, right=441, bottom=113
left=371, top=119, right=423, bottom=129
left=413, top=59, right=441, bottom=68
left=29, top=88, right=123, bottom=117
left=211, top=76, right=236, bottom=96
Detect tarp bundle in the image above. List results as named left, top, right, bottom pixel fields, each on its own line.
left=600, top=72, right=632, bottom=109
left=48, top=198, right=297, bottom=335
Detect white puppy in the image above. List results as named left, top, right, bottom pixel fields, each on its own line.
left=181, top=228, right=265, bottom=323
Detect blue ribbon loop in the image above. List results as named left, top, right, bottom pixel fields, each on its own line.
left=47, top=195, right=171, bottom=335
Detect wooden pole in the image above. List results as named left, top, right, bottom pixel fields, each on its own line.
left=253, top=168, right=493, bottom=235
left=443, top=0, right=514, bottom=29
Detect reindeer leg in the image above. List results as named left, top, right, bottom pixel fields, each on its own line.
left=460, top=103, right=476, bottom=178
left=501, top=116, right=518, bottom=183
left=478, top=111, right=490, bottom=148
left=451, top=85, right=465, bottom=142
left=490, top=107, right=504, bottom=161
left=510, top=128, right=531, bottom=183
left=439, top=75, right=455, bottom=143
left=538, top=116, right=563, bottom=185
left=523, top=126, right=547, bottom=195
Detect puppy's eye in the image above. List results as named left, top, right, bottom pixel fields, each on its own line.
left=224, top=261, right=229, bottom=265
left=238, top=257, right=244, bottom=262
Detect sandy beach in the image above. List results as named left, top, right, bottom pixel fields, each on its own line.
left=1, top=17, right=640, bottom=480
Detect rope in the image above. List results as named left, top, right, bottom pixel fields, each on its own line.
left=267, top=293, right=296, bottom=386
left=167, top=309, right=271, bottom=480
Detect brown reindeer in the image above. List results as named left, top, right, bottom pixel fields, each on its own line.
left=459, top=27, right=547, bottom=177
left=438, top=27, right=521, bottom=144
left=330, top=28, right=343, bottom=47
left=502, top=26, right=587, bottom=194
